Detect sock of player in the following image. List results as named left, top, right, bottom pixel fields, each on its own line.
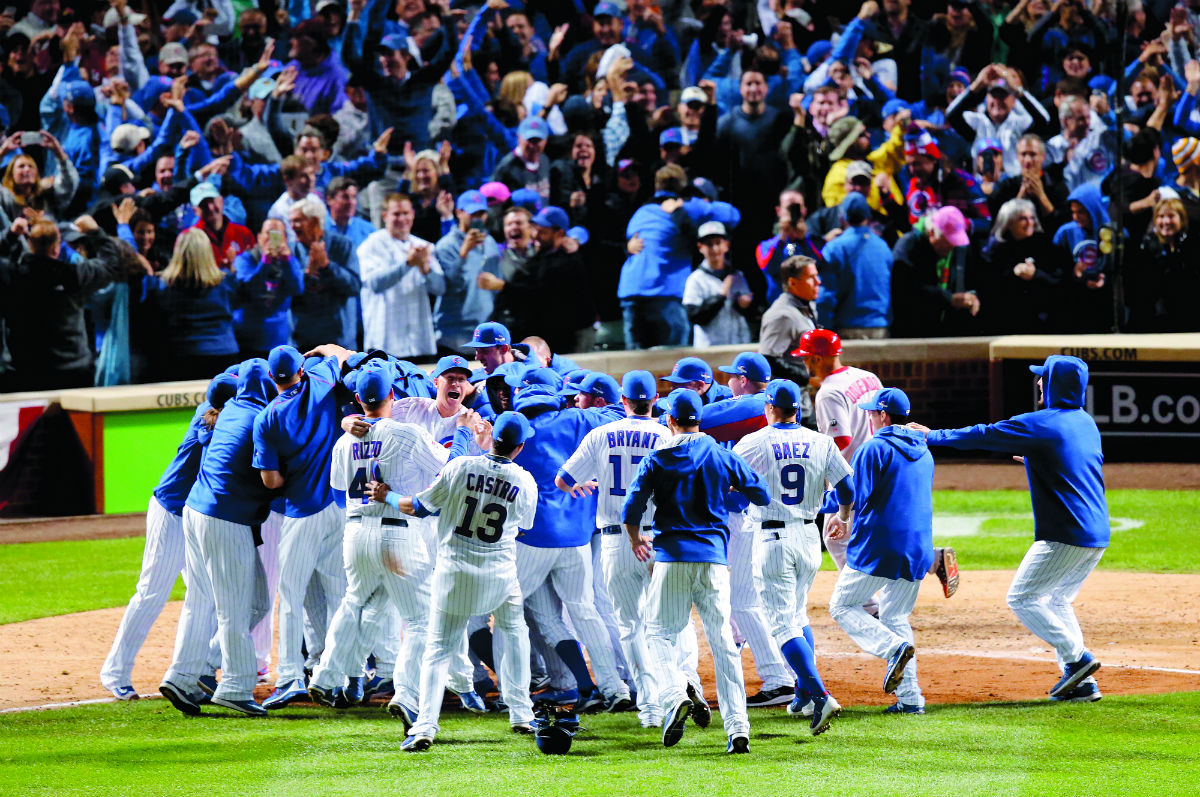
left=469, top=628, right=496, bottom=672
left=554, top=640, right=597, bottom=693
left=802, top=625, right=816, bottom=651
left=780, top=637, right=826, bottom=699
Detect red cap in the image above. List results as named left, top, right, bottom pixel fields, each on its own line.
left=791, top=328, right=842, bottom=357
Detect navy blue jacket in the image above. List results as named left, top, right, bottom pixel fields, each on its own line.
left=153, top=402, right=214, bottom=516
left=928, top=355, right=1109, bottom=548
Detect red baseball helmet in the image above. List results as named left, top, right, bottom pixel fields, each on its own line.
left=791, top=328, right=842, bottom=357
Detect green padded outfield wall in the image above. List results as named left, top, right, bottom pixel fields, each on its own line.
left=102, top=408, right=197, bottom=514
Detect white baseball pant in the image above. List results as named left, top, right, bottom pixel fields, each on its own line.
left=250, top=510, right=281, bottom=676
left=516, top=542, right=627, bottom=699
left=822, top=519, right=879, bottom=616
left=102, top=496, right=185, bottom=690
left=310, top=517, right=430, bottom=707
left=753, top=520, right=822, bottom=646
left=600, top=531, right=658, bottom=720
left=1007, top=540, right=1105, bottom=667
left=590, top=532, right=631, bottom=682
left=644, top=561, right=748, bottom=737
left=728, top=513, right=792, bottom=690
left=275, top=502, right=346, bottom=685
left=163, top=507, right=218, bottom=691
left=828, top=567, right=923, bottom=707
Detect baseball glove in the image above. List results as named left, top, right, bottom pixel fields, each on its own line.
left=933, top=547, right=959, bottom=598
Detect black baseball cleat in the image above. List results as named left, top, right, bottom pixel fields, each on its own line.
left=746, top=685, right=792, bottom=707
left=662, top=698, right=692, bottom=748
left=159, top=681, right=202, bottom=716
left=686, top=683, right=711, bottom=728
left=726, top=734, right=750, bottom=754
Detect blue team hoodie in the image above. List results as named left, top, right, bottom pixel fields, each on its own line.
left=622, top=433, right=770, bottom=565
left=153, top=402, right=213, bottom=516
left=1052, top=183, right=1111, bottom=274
left=513, top=386, right=607, bottom=548
left=618, top=198, right=741, bottom=300
left=847, top=425, right=935, bottom=581
left=928, top=355, right=1109, bottom=548
left=186, top=359, right=276, bottom=527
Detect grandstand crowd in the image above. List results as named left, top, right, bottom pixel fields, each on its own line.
left=1, top=0, right=1199, bottom=393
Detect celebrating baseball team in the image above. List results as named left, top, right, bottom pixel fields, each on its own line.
left=99, top=318, right=1110, bottom=756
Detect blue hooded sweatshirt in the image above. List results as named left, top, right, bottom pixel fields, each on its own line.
left=618, top=198, right=741, bottom=300
left=927, top=355, right=1109, bottom=548
left=1052, top=183, right=1111, bottom=275
left=186, top=359, right=277, bottom=527
left=512, top=385, right=608, bottom=548
left=622, top=433, right=770, bottom=565
left=818, top=193, right=893, bottom=330
left=847, top=425, right=935, bottom=581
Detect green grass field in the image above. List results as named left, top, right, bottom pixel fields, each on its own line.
left=4, top=693, right=1199, bottom=796
left=2, top=490, right=1197, bottom=625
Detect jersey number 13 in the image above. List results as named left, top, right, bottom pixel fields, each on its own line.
left=453, top=496, right=507, bottom=543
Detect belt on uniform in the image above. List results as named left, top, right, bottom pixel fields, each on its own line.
left=599, top=524, right=651, bottom=535
left=761, top=521, right=786, bottom=529
left=349, top=516, right=408, bottom=527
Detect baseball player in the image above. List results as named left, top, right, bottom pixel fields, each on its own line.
left=160, top=359, right=276, bottom=717
left=508, top=366, right=634, bottom=713
left=797, top=329, right=958, bottom=602
left=732, top=380, right=853, bottom=736
left=309, top=362, right=476, bottom=712
left=661, top=357, right=732, bottom=407
left=624, top=389, right=771, bottom=754
left=101, top=373, right=237, bottom=700
left=372, top=411, right=541, bottom=751
left=556, top=371, right=711, bottom=729
left=254, top=345, right=352, bottom=710
left=910, top=355, right=1108, bottom=702
left=699, top=352, right=796, bottom=708
left=827, top=388, right=933, bottom=714
left=462, top=321, right=517, bottom=420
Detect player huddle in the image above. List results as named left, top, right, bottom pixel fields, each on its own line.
left=100, top=321, right=1112, bottom=755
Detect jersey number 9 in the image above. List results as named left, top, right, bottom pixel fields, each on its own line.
left=780, top=463, right=805, bottom=506
left=453, top=495, right=507, bottom=543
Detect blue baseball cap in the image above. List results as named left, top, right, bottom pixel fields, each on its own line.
left=510, top=187, right=542, bottom=212
left=62, top=80, right=95, bottom=106
left=805, top=40, right=832, bottom=65
left=517, top=115, right=550, bottom=141
left=621, top=370, right=657, bottom=401
left=456, top=189, right=488, bottom=215
left=558, top=369, right=592, bottom=395
left=357, top=361, right=396, bottom=403
left=531, top=206, right=570, bottom=230
left=666, top=388, right=703, bottom=424
left=662, top=356, right=713, bottom=385
left=504, top=366, right=563, bottom=390
left=659, top=127, right=685, bottom=148
left=858, top=386, right=911, bottom=416
left=206, top=373, right=238, bottom=409
left=465, top=321, right=511, bottom=348
left=688, top=176, right=718, bottom=201
left=718, top=352, right=771, bottom=383
left=576, top=373, right=620, bottom=404
left=432, top=354, right=473, bottom=378
left=765, top=379, right=802, bottom=412
left=566, top=226, right=589, bottom=245
left=493, top=411, right=535, bottom=445
left=592, top=1, right=620, bottom=18
left=882, top=98, right=909, bottom=119
left=267, top=345, right=304, bottom=381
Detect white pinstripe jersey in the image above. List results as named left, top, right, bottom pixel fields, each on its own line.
left=330, top=418, right=449, bottom=520
left=416, top=454, right=538, bottom=568
left=560, top=416, right=670, bottom=528
left=814, top=366, right=882, bottom=460
left=732, top=424, right=852, bottom=523
left=391, top=397, right=484, bottom=453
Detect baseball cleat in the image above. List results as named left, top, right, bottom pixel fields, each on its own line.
left=211, top=696, right=268, bottom=717
left=933, top=547, right=960, bottom=598
left=726, top=734, right=750, bottom=754
left=453, top=689, right=489, bottom=714
left=343, top=676, right=365, bottom=706
left=746, top=685, right=793, bottom=707
left=263, top=680, right=308, bottom=710
left=1050, top=681, right=1102, bottom=703
left=810, top=694, right=841, bottom=736
left=662, top=698, right=692, bottom=748
left=257, top=667, right=270, bottom=684
left=110, top=685, right=139, bottom=701
left=536, top=687, right=580, bottom=706
left=578, top=688, right=606, bottom=714
left=687, top=683, right=711, bottom=729
left=401, top=734, right=433, bottom=752
left=884, top=643, right=915, bottom=695
left=388, top=699, right=419, bottom=731
left=883, top=702, right=925, bottom=715
left=787, top=698, right=815, bottom=717
left=308, top=683, right=337, bottom=708
left=606, top=694, right=636, bottom=714
left=511, top=722, right=536, bottom=735
left=1050, top=652, right=1101, bottom=698
left=159, top=681, right=202, bottom=716
left=196, top=675, right=219, bottom=698
left=362, top=675, right=394, bottom=702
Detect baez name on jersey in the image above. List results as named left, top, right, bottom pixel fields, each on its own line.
left=351, top=441, right=383, bottom=459
left=607, top=429, right=661, bottom=449
left=465, top=472, right=521, bottom=502
left=772, top=441, right=811, bottom=461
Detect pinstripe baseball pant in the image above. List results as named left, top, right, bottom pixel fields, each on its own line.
left=311, top=517, right=432, bottom=707
left=728, top=513, right=792, bottom=690
left=829, top=567, right=923, bottom=706
left=250, top=510, right=281, bottom=676
left=517, top=542, right=628, bottom=699
left=590, top=533, right=631, bottom=682
left=102, top=496, right=185, bottom=690
left=822, top=518, right=879, bottom=615
left=644, top=561, right=748, bottom=737
left=600, top=532, right=657, bottom=718
left=163, top=507, right=218, bottom=691
left=753, top=520, right=822, bottom=646
left=1007, top=541, right=1105, bottom=667
left=275, top=502, right=346, bottom=685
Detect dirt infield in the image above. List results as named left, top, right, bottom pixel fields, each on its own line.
left=3, top=570, right=1197, bottom=712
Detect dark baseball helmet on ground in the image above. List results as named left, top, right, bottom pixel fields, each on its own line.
left=792, top=328, right=843, bottom=357
left=535, top=723, right=573, bottom=755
